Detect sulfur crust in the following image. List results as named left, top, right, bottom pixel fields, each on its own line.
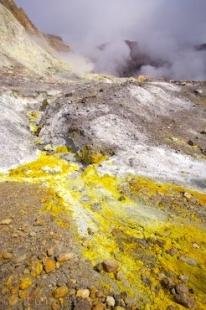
left=0, top=151, right=205, bottom=308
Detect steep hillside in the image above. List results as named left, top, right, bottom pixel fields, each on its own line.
left=0, top=0, right=71, bottom=52
left=0, top=0, right=39, bottom=34
left=0, top=0, right=71, bottom=75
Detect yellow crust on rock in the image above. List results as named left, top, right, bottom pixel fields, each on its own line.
left=0, top=151, right=206, bottom=308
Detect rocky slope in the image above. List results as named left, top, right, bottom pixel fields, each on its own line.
left=0, top=0, right=71, bottom=75
left=0, top=1, right=206, bottom=310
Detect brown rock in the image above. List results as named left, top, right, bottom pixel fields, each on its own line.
left=51, top=300, right=61, bottom=310
left=115, top=271, right=124, bottom=281
left=43, top=257, right=56, bottom=273
left=102, top=259, right=119, bottom=273
left=57, top=252, right=73, bottom=262
left=52, top=286, right=69, bottom=299
left=165, top=248, right=178, bottom=256
left=172, top=284, right=195, bottom=309
left=2, top=251, right=13, bottom=260
left=160, top=277, right=175, bottom=290
left=8, top=295, right=18, bottom=306
left=94, top=263, right=103, bottom=273
left=47, top=247, right=55, bottom=257
left=179, top=256, right=197, bottom=266
left=19, top=289, right=29, bottom=299
left=0, top=218, right=12, bottom=225
left=184, top=192, right=192, bottom=199
left=31, top=260, right=43, bottom=277
left=76, top=289, right=90, bottom=299
left=90, top=287, right=98, bottom=299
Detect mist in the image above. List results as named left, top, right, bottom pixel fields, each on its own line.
left=17, top=0, right=206, bottom=80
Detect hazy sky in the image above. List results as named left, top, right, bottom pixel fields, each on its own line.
left=16, top=1, right=206, bottom=42
left=16, top=0, right=206, bottom=79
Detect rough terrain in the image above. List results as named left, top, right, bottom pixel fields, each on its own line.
left=0, top=69, right=206, bottom=310
left=0, top=1, right=206, bottom=309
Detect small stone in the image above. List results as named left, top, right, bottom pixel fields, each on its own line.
left=57, top=252, right=73, bottom=262
left=102, top=259, right=119, bottom=273
left=179, top=274, right=189, bottom=282
left=166, top=248, right=178, bottom=256
left=94, top=263, right=103, bottom=273
left=160, top=277, right=175, bottom=290
left=115, top=271, right=124, bottom=281
left=96, top=290, right=105, bottom=299
left=106, top=296, right=115, bottom=307
left=8, top=295, right=18, bottom=306
left=69, top=289, right=76, bottom=296
left=187, top=140, right=194, bottom=146
left=52, top=286, right=69, bottom=299
left=90, top=287, right=98, bottom=299
left=179, top=256, right=197, bottom=266
left=34, top=218, right=43, bottom=226
left=47, top=247, right=55, bottom=256
left=87, top=227, right=95, bottom=235
left=136, top=75, right=148, bottom=83
left=5, top=275, right=15, bottom=289
left=92, top=304, right=105, bottom=310
left=172, top=284, right=195, bottom=308
left=0, top=218, right=12, bottom=225
left=19, top=289, right=29, bottom=299
left=192, top=243, right=200, bottom=249
left=76, top=289, right=90, bottom=299
left=23, top=268, right=30, bottom=275
left=141, top=275, right=151, bottom=287
left=70, top=278, right=77, bottom=285
left=51, top=300, right=61, bottom=310
left=57, top=279, right=66, bottom=287
left=19, top=276, right=32, bottom=290
left=31, top=260, right=43, bottom=277
left=2, top=251, right=13, bottom=259
left=43, top=257, right=56, bottom=273
left=184, top=192, right=192, bottom=199
left=29, top=231, right=36, bottom=237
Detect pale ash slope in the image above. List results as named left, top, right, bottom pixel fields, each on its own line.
left=0, top=74, right=206, bottom=188
left=0, top=3, right=71, bottom=74
left=39, top=78, right=206, bottom=190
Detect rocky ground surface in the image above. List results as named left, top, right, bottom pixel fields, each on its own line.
left=0, top=182, right=124, bottom=310
left=1, top=1, right=205, bottom=309
left=0, top=69, right=205, bottom=310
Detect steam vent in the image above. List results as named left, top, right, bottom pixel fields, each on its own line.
left=0, top=1, right=206, bottom=309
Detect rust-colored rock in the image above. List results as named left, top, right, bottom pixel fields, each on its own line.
left=43, top=257, right=56, bottom=273
left=52, top=286, right=69, bottom=299
left=102, top=259, right=119, bottom=273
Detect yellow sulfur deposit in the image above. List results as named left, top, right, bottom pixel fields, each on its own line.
left=0, top=151, right=206, bottom=308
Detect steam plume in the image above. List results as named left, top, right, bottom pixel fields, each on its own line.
left=16, top=0, right=206, bottom=79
